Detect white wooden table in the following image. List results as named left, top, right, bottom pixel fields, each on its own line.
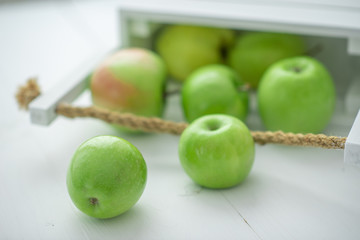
left=1, top=1, right=360, bottom=239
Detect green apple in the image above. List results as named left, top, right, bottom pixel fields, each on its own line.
left=181, top=64, right=249, bottom=122
left=227, top=32, right=305, bottom=88
left=178, top=114, right=255, bottom=189
left=90, top=48, right=167, bottom=118
left=257, top=56, right=336, bottom=133
left=156, top=25, right=235, bottom=82
left=67, top=135, right=147, bottom=219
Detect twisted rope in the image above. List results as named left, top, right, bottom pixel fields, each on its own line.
left=16, top=79, right=346, bottom=149
left=57, top=104, right=188, bottom=135
left=15, top=78, right=40, bottom=110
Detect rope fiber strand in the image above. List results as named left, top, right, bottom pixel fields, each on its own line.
left=16, top=79, right=346, bottom=149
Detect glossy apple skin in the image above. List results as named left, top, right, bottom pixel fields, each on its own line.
left=227, top=32, right=305, bottom=88
left=156, top=25, right=235, bottom=82
left=178, top=114, right=255, bottom=189
left=181, top=64, right=249, bottom=122
left=91, top=48, right=167, bottom=118
left=258, top=56, right=336, bottom=133
left=67, top=136, right=147, bottom=219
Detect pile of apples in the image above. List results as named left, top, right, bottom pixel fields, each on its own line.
left=91, top=24, right=336, bottom=134
left=67, top=25, right=336, bottom=219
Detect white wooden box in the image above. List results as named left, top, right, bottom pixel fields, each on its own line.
left=29, top=0, right=360, bottom=165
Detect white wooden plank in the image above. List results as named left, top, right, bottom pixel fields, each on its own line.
left=222, top=145, right=360, bottom=239
left=28, top=49, right=115, bottom=126
left=119, top=0, right=360, bottom=39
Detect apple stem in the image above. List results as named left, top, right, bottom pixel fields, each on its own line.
left=207, top=122, right=221, bottom=131
left=89, top=197, right=99, bottom=206
left=238, top=83, right=251, bottom=92
left=220, top=45, right=228, bottom=60
left=291, top=66, right=302, bottom=73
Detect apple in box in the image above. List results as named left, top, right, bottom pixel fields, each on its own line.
left=181, top=64, right=249, bottom=122
left=90, top=48, right=167, bottom=122
left=227, top=32, right=305, bottom=88
left=257, top=56, right=336, bottom=133
left=156, top=25, right=235, bottom=82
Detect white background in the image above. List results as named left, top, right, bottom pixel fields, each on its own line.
left=1, top=1, right=360, bottom=239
